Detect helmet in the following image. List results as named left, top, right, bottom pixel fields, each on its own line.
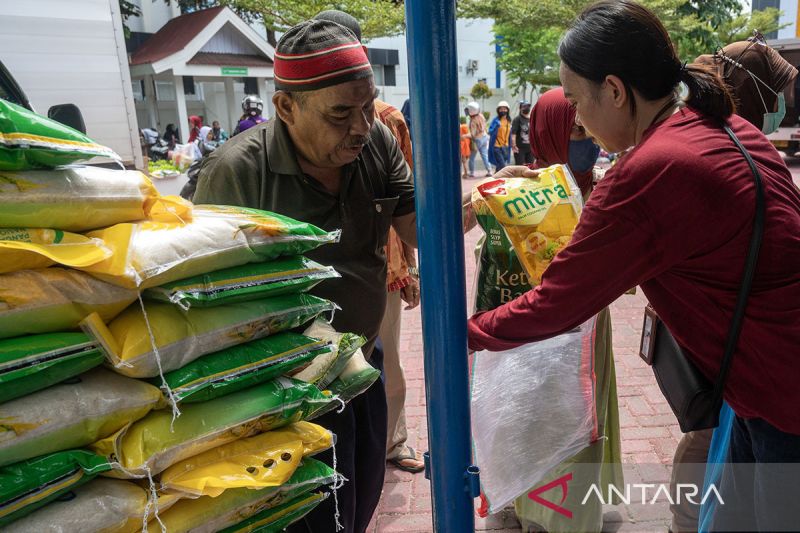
left=241, top=95, right=264, bottom=115
left=466, top=101, right=480, bottom=115
left=497, top=100, right=510, bottom=111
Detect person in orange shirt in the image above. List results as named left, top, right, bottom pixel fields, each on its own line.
left=460, top=112, right=472, bottom=179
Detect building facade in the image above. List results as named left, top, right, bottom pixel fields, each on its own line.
left=125, top=3, right=511, bottom=134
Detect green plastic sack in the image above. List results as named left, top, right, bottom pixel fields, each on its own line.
left=0, top=267, right=138, bottom=340
left=0, top=99, right=120, bottom=170
left=157, top=458, right=335, bottom=533
left=330, top=348, right=381, bottom=402
left=0, top=449, right=111, bottom=527
left=4, top=477, right=147, bottom=533
left=472, top=187, right=533, bottom=312
left=159, top=332, right=333, bottom=403
left=0, top=332, right=104, bottom=403
left=145, top=256, right=340, bottom=310
left=310, top=349, right=379, bottom=420
left=221, top=491, right=328, bottom=533
left=295, top=319, right=366, bottom=389
left=0, top=166, right=161, bottom=232
left=83, top=293, right=335, bottom=378
left=0, top=368, right=163, bottom=467
left=91, top=377, right=334, bottom=477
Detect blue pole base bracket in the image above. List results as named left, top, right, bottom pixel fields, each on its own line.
left=465, top=465, right=481, bottom=498
left=424, top=453, right=479, bottom=497
left=423, top=451, right=431, bottom=481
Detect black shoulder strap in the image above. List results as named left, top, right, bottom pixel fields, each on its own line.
left=713, top=125, right=766, bottom=405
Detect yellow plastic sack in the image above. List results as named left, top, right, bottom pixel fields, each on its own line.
left=0, top=368, right=163, bottom=467
left=160, top=422, right=333, bottom=498
left=476, top=164, right=583, bottom=284
left=0, top=167, right=163, bottom=232
left=0, top=267, right=138, bottom=339
left=91, top=377, right=332, bottom=477
left=81, top=205, right=338, bottom=289
left=0, top=228, right=110, bottom=274
left=82, top=293, right=334, bottom=378
left=3, top=478, right=147, bottom=533
left=155, top=458, right=335, bottom=533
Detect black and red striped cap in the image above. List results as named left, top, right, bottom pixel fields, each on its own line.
left=274, top=20, right=373, bottom=92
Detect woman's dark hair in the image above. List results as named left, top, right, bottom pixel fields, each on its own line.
left=558, top=0, right=735, bottom=121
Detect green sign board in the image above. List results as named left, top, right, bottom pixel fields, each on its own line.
left=221, top=66, right=248, bottom=76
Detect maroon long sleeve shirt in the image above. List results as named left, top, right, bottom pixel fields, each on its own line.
left=468, top=108, right=800, bottom=435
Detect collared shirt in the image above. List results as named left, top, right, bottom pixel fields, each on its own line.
left=194, top=116, right=415, bottom=354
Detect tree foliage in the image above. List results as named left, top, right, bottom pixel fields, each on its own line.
left=121, top=0, right=405, bottom=40
left=460, top=0, right=784, bottom=96
left=494, top=24, right=560, bottom=100
left=470, top=80, right=493, bottom=102
left=227, top=0, right=405, bottom=38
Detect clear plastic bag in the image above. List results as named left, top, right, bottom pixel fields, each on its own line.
left=470, top=318, right=598, bottom=514
left=171, top=143, right=196, bottom=171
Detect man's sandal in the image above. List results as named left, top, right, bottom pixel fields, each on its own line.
left=388, top=446, right=425, bottom=473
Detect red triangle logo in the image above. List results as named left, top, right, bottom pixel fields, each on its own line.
left=527, top=473, right=573, bottom=519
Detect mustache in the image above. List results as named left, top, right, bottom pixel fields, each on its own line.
left=338, top=136, right=370, bottom=150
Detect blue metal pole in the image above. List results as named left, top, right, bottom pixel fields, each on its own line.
left=404, top=1, right=478, bottom=531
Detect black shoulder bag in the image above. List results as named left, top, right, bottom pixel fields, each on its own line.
left=638, top=124, right=765, bottom=433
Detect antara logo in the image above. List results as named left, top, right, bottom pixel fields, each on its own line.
left=503, top=186, right=569, bottom=217
left=527, top=473, right=573, bottom=518
left=528, top=473, right=724, bottom=518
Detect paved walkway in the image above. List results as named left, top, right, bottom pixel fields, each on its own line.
left=370, top=177, right=682, bottom=533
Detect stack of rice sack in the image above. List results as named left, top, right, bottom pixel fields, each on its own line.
left=0, top=102, right=381, bottom=532
left=0, top=101, right=156, bottom=529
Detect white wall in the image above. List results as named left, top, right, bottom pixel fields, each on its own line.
left=127, top=0, right=180, bottom=33
left=777, top=0, right=799, bottom=39
left=135, top=79, right=256, bottom=136
left=365, top=18, right=504, bottom=111
left=0, top=0, right=142, bottom=165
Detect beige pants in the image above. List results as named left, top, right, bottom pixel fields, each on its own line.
left=670, top=428, right=714, bottom=533
left=380, top=290, right=411, bottom=460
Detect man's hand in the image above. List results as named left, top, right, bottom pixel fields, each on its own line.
left=512, top=144, right=519, bottom=154
left=492, top=165, right=541, bottom=180
left=400, top=277, right=420, bottom=309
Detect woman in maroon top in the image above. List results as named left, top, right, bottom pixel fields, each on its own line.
left=468, top=1, right=800, bottom=530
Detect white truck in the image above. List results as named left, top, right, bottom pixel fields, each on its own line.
left=0, top=0, right=143, bottom=168
left=764, top=37, right=800, bottom=155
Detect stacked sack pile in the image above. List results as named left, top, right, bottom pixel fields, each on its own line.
left=0, top=99, right=381, bottom=532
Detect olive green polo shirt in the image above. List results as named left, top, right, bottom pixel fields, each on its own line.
left=193, top=117, right=415, bottom=354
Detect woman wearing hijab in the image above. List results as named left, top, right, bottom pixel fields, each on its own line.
left=194, top=125, right=217, bottom=159
left=187, top=115, right=202, bottom=143
left=529, top=87, right=601, bottom=199
left=696, top=36, right=796, bottom=134
left=510, top=87, right=623, bottom=533
left=469, top=1, right=800, bottom=531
